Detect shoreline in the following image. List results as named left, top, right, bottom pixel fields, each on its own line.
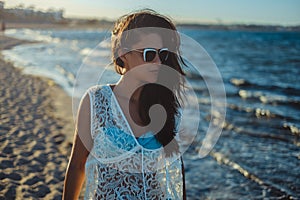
left=0, top=35, right=76, bottom=198
left=3, top=21, right=300, bottom=32
left=0, top=34, right=75, bottom=143
left=4, top=22, right=113, bottom=31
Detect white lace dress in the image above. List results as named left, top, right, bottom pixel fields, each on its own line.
left=84, top=85, right=184, bottom=200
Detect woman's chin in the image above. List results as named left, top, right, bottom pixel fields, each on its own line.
left=145, top=76, right=159, bottom=84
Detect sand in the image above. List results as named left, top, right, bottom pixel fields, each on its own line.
left=0, top=34, right=77, bottom=199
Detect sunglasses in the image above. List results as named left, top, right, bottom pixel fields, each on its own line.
left=124, top=48, right=169, bottom=62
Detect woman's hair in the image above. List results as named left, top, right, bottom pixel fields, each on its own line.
left=111, top=9, right=186, bottom=156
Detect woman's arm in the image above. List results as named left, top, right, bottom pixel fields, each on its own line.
left=63, top=93, right=93, bottom=200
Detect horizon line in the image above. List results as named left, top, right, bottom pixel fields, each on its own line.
left=65, top=15, right=300, bottom=27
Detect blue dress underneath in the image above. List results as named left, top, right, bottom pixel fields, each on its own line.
left=105, top=127, right=162, bottom=150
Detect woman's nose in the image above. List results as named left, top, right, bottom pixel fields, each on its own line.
left=152, top=53, right=162, bottom=64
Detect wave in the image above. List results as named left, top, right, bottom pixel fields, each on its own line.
left=237, top=89, right=300, bottom=108
left=223, top=121, right=297, bottom=143
left=241, top=91, right=300, bottom=115
left=209, top=150, right=298, bottom=198
left=230, top=78, right=300, bottom=97
left=282, top=123, right=300, bottom=138
left=225, top=103, right=300, bottom=138
left=5, top=28, right=61, bottom=43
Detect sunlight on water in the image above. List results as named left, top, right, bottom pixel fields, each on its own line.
left=3, top=28, right=300, bottom=199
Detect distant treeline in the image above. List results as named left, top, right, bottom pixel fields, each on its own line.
left=0, top=9, right=299, bottom=32
left=0, top=8, right=63, bottom=23
left=177, top=23, right=300, bottom=32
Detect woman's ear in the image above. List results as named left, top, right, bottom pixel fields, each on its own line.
left=116, top=57, right=124, bottom=67
left=117, top=49, right=127, bottom=68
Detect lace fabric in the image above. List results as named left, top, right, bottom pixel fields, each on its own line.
left=84, top=85, right=183, bottom=199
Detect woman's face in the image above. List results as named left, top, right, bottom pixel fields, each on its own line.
left=122, top=33, right=164, bottom=83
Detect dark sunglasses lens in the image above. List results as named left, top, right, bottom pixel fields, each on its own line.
left=145, top=50, right=156, bottom=62
left=159, top=50, right=169, bottom=61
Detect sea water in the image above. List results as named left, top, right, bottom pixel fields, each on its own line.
left=3, top=28, right=300, bottom=199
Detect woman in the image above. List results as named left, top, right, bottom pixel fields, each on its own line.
left=63, top=9, right=187, bottom=199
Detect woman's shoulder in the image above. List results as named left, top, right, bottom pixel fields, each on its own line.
left=86, top=84, right=111, bottom=96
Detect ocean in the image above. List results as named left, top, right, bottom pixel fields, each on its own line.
left=3, top=28, right=300, bottom=199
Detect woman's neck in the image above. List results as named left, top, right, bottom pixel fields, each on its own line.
left=113, top=75, right=144, bottom=102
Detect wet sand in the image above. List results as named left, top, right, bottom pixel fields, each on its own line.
left=0, top=35, right=77, bottom=199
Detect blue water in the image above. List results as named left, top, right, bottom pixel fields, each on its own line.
left=3, top=28, right=300, bottom=199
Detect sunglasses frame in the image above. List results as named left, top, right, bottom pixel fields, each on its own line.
left=124, top=47, right=169, bottom=62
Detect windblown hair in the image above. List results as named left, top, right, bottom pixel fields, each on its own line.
left=111, top=9, right=186, bottom=156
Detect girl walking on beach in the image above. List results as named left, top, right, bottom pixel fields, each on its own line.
left=63, top=9, right=187, bottom=199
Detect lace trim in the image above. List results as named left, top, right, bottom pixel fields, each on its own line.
left=84, top=85, right=183, bottom=199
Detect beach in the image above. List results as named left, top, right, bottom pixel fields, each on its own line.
left=0, top=35, right=75, bottom=199
left=1, top=26, right=299, bottom=199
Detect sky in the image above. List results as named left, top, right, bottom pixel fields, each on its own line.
left=3, top=0, right=300, bottom=26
